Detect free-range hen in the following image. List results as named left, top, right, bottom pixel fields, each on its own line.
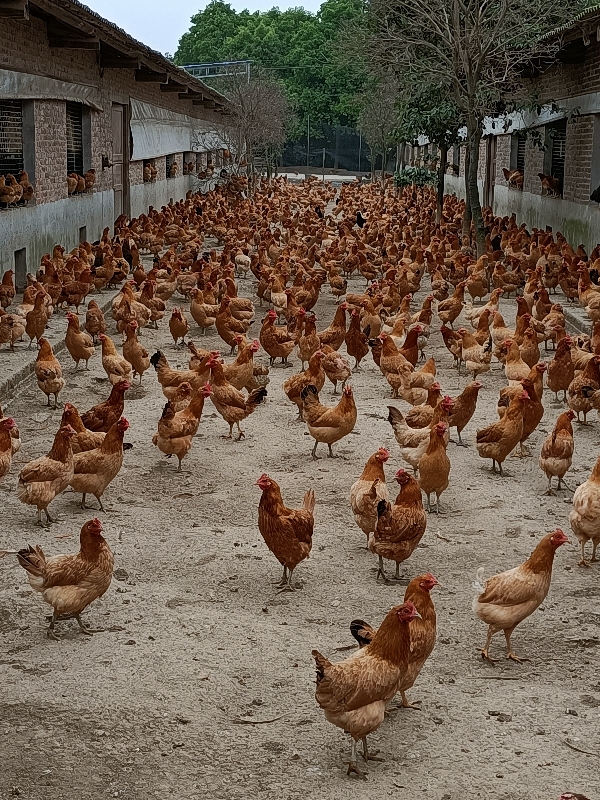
left=350, top=448, right=390, bottom=542
left=207, top=356, right=267, bottom=439
left=255, top=474, right=315, bottom=590
left=152, top=383, right=212, bottom=470
left=300, top=383, right=357, bottom=459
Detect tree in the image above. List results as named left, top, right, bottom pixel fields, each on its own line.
left=217, top=67, right=292, bottom=191
left=357, top=78, right=400, bottom=184
left=174, top=0, right=367, bottom=133
left=396, top=89, right=462, bottom=222
left=361, top=0, right=589, bottom=255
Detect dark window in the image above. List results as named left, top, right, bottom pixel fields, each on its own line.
left=66, top=101, right=83, bottom=175
left=166, top=153, right=176, bottom=178
left=544, top=119, right=567, bottom=195
left=0, top=100, right=24, bottom=175
left=511, top=133, right=526, bottom=173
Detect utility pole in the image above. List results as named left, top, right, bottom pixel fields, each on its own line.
left=322, top=147, right=325, bottom=182
left=306, top=114, right=310, bottom=171
left=358, top=131, right=362, bottom=175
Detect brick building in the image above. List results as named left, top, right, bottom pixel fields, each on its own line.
left=0, top=0, right=230, bottom=283
left=439, top=6, right=600, bottom=250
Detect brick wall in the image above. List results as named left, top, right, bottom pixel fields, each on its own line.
left=477, top=140, right=486, bottom=181
left=563, top=115, right=594, bottom=203
left=34, top=101, right=67, bottom=204
left=0, top=13, right=223, bottom=211
left=495, top=135, right=511, bottom=186
left=526, top=39, right=600, bottom=102
left=523, top=138, right=545, bottom=194
left=129, top=161, right=144, bottom=186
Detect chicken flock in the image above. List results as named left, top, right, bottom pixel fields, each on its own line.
left=0, top=175, right=599, bottom=787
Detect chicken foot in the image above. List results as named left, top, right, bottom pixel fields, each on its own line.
left=36, top=507, right=57, bottom=527
left=81, top=493, right=106, bottom=512
left=376, top=556, right=404, bottom=584
left=347, top=740, right=367, bottom=779
left=361, top=737, right=384, bottom=763
left=275, top=565, right=297, bottom=592
left=504, top=628, right=528, bottom=662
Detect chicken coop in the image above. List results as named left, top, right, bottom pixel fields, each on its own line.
left=440, top=5, right=600, bottom=253
left=0, top=0, right=230, bottom=283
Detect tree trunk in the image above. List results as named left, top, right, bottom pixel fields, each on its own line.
left=436, top=142, right=447, bottom=224
left=466, top=119, right=486, bottom=256
left=462, top=145, right=472, bottom=238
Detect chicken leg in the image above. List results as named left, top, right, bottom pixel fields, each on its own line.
left=347, top=739, right=367, bottom=779
left=578, top=540, right=590, bottom=567
left=504, top=627, right=528, bottom=662
left=361, top=736, right=384, bottom=763
left=480, top=624, right=498, bottom=663
left=275, top=565, right=296, bottom=592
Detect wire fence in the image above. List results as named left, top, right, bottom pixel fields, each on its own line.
left=280, top=124, right=378, bottom=173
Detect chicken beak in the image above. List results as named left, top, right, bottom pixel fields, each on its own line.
left=411, top=610, right=422, bottom=620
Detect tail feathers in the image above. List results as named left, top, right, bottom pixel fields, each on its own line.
left=246, top=386, right=267, bottom=410
left=350, top=619, right=375, bottom=648
left=387, top=405, right=404, bottom=428
left=312, top=649, right=331, bottom=682
left=300, top=384, right=319, bottom=403
left=473, top=566, right=486, bottom=593
left=303, top=488, right=316, bottom=515
left=17, top=545, right=46, bottom=577
left=150, top=351, right=163, bottom=369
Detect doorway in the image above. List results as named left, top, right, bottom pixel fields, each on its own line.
left=484, top=136, right=497, bottom=209
left=111, top=104, right=128, bottom=220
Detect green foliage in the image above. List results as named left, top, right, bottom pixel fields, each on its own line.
left=397, top=88, right=462, bottom=149
left=174, top=0, right=367, bottom=131
left=394, top=166, right=437, bottom=187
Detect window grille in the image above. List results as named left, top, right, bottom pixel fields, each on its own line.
left=66, top=102, right=83, bottom=175
left=0, top=100, right=24, bottom=175
left=550, top=122, right=567, bottom=189
left=516, top=136, right=526, bottom=172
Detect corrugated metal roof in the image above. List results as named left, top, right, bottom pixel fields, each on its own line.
left=544, top=4, right=600, bottom=40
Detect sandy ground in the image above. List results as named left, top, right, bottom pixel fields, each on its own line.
left=0, top=249, right=599, bottom=800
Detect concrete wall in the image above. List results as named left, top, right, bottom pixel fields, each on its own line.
left=0, top=191, right=114, bottom=282
left=130, top=175, right=197, bottom=219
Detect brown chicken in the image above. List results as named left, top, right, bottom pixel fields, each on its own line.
left=473, top=529, right=569, bottom=661
left=448, top=381, right=483, bottom=446
left=80, top=380, right=130, bottom=433
left=222, top=338, right=261, bottom=390
left=297, top=312, right=320, bottom=369
left=8, top=518, right=113, bottom=640
left=283, top=350, right=325, bottom=418
left=99, top=333, right=133, bottom=385
left=25, top=291, right=48, bottom=349
left=418, top=422, right=450, bottom=512
left=368, top=469, right=427, bottom=580
left=35, top=338, right=65, bottom=408
left=169, top=307, right=189, bottom=347
left=499, top=376, right=544, bottom=457
left=0, top=417, right=16, bottom=482
left=317, top=303, right=348, bottom=350
left=61, top=403, right=105, bottom=454
left=539, top=410, right=575, bottom=495
left=65, top=311, right=96, bottom=369
left=312, top=601, right=420, bottom=777
left=567, top=355, right=600, bottom=423
left=437, top=280, right=466, bottom=327
left=152, top=384, right=212, bottom=470
left=260, top=310, right=295, bottom=365
left=345, top=308, right=370, bottom=370
left=350, top=448, right=390, bottom=541
left=122, top=320, right=150, bottom=383
left=547, top=335, right=574, bottom=402
left=69, top=417, right=129, bottom=510
left=208, top=356, right=267, bottom=439
left=84, top=299, right=107, bottom=343
left=17, top=424, right=76, bottom=525
left=216, top=295, right=251, bottom=353
left=349, top=572, right=438, bottom=709
left=321, top=346, right=352, bottom=394
left=405, top=383, right=443, bottom=429
left=378, top=333, right=413, bottom=397
left=300, top=383, right=357, bottom=459
left=255, top=473, right=315, bottom=590
left=150, top=350, right=210, bottom=399
left=476, top=390, right=528, bottom=475
left=0, top=268, right=15, bottom=308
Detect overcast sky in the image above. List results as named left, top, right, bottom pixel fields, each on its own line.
left=85, top=0, right=320, bottom=56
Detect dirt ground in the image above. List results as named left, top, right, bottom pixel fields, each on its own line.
left=1, top=226, right=599, bottom=800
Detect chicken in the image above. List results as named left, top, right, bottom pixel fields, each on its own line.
left=150, top=350, right=210, bottom=399
left=255, top=474, right=315, bottom=590
left=99, top=333, right=133, bottom=385
left=458, top=329, right=492, bottom=380
left=189, top=289, right=217, bottom=335
left=65, top=311, right=96, bottom=369
left=297, top=312, right=320, bottom=369
left=80, top=380, right=130, bottom=433
left=476, top=390, right=529, bottom=475
left=473, top=529, right=569, bottom=661
left=169, top=307, right=189, bottom=347
left=349, top=572, right=438, bottom=709
left=122, top=320, right=150, bottom=384
left=418, top=422, right=450, bottom=512
left=61, top=402, right=105, bottom=454
left=0, top=417, right=16, bottom=482
left=570, top=452, right=600, bottom=566
left=300, top=383, right=357, bottom=459
left=378, top=333, right=413, bottom=397
left=437, top=280, right=466, bottom=327
left=260, top=310, right=296, bottom=365
left=547, top=335, right=574, bottom=402
left=283, top=350, right=325, bottom=418
left=34, top=338, right=65, bottom=408
left=222, top=337, right=260, bottom=390
left=538, top=173, right=561, bottom=196
left=539, top=410, right=575, bottom=495
left=17, top=424, right=77, bottom=526
left=0, top=268, right=15, bottom=308
left=368, top=469, right=427, bottom=581
left=500, top=376, right=544, bottom=457
left=448, top=381, right=483, bottom=446
left=350, top=448, right=390, bottom=541
left=317, top=303, right=348, bottom=350
left=503, top=339, right=531, bottom=385
left=7, top=519, right=113, bottom=640
left=404, top=382, right=443, bottom=429
left=312, top=601, right=420, bottom=777
left=397, top=357, right=437, bottom=407
left=502, top=168, right=524, bottom=189
left=207, top=356, right=267, bottom=439
left=69, top=417, right=130, bottom=510
left=387, top=396, right=454, bottom=474
left=321, top=346, right=352, bottom=394
left=84, top=299, right=107, bottom=343
left=216, top=295, right=251, bottom=353
left=567, top=355, right=600, bottom=423
left=152, top=384, right=212, bottom=471
left=345, top=308, right=370, bottom=370
left=0, top=403, right=20, bottom=454
left=25, top=290, right=48, bottom=349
